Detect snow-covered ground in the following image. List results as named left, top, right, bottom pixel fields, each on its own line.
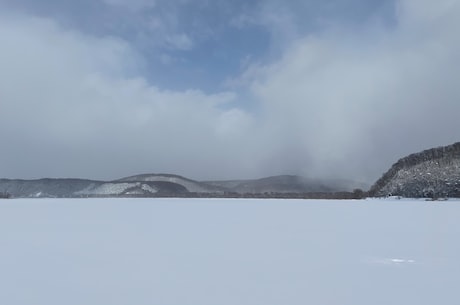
left=0, top=198, right=459, bottom=305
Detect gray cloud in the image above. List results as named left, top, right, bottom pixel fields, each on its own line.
left=0, top=14, right=256, bottom=180
left=1, top=0, right=460, bottom=183
left=101, top=0, right=156, bottom=11
left=243, top=0, right=460, bottom=180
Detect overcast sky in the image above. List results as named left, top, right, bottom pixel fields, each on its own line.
left=1, top=0, right=460, bottom=182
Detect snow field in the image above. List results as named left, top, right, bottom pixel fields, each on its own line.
left=0, top=198, right=459, bottom=305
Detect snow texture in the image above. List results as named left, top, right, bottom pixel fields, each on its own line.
left=76, top=182, right=159, bottom=196
left=121, top=174, right=223, bottom=193
left=76, top=182, right=137, bottom=195
left=140, top=184, right=158, bottom=193
left=371, top=142, right=460, bottom=197
left=376, top=157, right=460, bottom=197
left=0, top=198, right=459, bottom=305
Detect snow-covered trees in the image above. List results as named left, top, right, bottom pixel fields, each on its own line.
left=370, top=142, right=460, bottom=198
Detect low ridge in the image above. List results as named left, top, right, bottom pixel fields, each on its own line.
left=0, top=173, right=366, bottom=198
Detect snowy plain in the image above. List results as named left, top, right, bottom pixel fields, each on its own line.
left=0, top=198, right=459, bottom=305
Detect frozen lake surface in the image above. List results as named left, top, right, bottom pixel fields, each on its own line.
left=0, top=198, right=459, bottom=305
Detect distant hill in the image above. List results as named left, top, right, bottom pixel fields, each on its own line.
left=0, top=178, right=187, bottom=198
left=118, top=173, right=226, bottom=194
left=204, top=175, right=367, bottom=194
left=0, top=173, right=367, bottom=198
left=370, top=142, right=460, bottom=198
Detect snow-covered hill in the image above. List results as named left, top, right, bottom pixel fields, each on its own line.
left=370, top=142, right=460, bottom=198
left=0, top=178, right=100, bottom=198
left=118, top=174, right=226, bottom=194
left=0, top=178, right=187, bottom=198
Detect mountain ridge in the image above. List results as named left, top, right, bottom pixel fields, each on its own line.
left=0, top=174, right=367, bottom=198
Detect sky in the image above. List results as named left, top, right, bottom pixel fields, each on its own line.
left=1, top=0, right=460, bottom=182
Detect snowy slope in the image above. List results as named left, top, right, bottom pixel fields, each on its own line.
left=371, top=142, right=460, bottom=197
left=0, top=178, right=100, bottom=197
left=75, top=182, right=159, bottom=196
left=372, top=158, right=460, bottom=197
left=119, top=173, right=226, bottom=193
left=72, top=181, right=188, bottom=197
left=0, top=179, right=187, bottom=197
left=0, top=198, right=458, bottom=305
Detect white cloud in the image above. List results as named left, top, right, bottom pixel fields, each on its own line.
left=164, top=33, right=194, bottom=50
left=238, top=0, right=460, bottom=180
left=102, top=0, right=156, bottom=11
left=396, top=0, right=459, bottom=24
left=2, top=0, right=460, bottom=183
left=0, top=13, right=254, bottom=180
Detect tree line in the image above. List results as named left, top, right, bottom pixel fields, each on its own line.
left=0, top=192, right=11, bottom=199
